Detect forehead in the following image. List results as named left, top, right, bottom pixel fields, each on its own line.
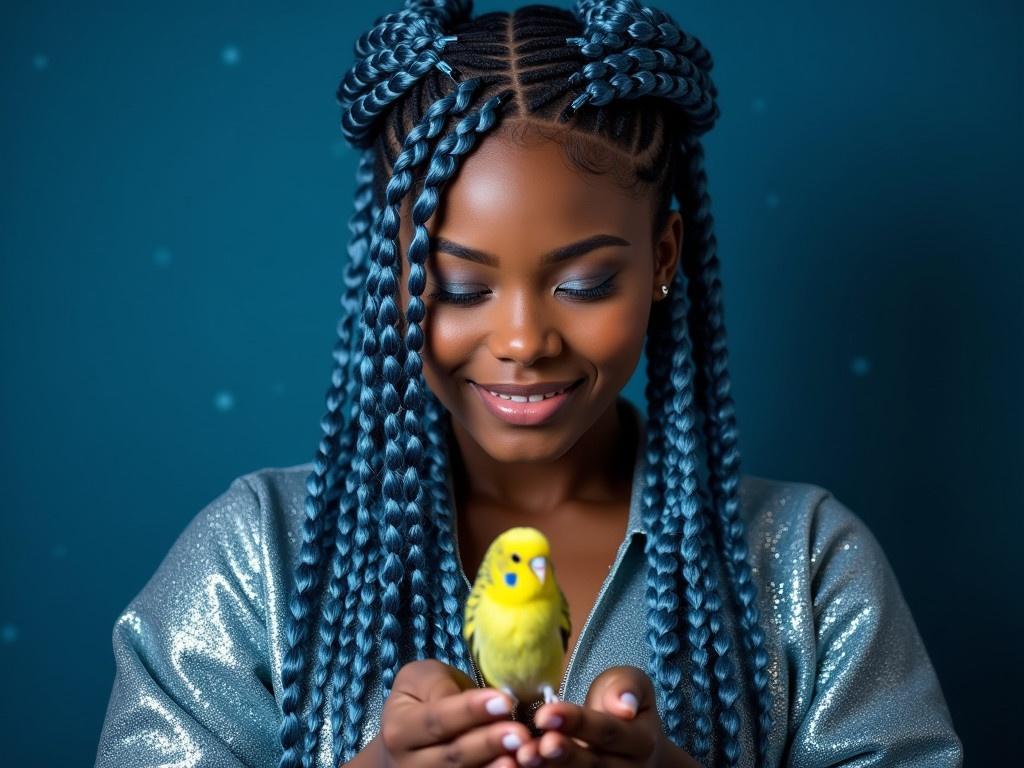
left=416, top=123, right=647, bottom=243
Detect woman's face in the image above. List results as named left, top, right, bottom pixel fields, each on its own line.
left=396, top=125, right=681, bottom=464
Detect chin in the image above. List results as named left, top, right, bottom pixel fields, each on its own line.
left=471, top=430, right=578, bottom=463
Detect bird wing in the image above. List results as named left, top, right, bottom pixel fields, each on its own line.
left=558, top=582, right=571, bottom=653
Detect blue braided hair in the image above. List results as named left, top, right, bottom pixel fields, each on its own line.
left=277, top=1, right=774, bottom=766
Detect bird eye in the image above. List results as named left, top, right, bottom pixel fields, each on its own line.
left=511, top=553, right=521, bottom=563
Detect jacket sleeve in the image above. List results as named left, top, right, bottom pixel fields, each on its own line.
left=95, top=476, right=282, bottom=767
left=785, top=493, right=964, bottom=767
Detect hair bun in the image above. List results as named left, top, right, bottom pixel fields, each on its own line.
left=560, top=0, right=719, bottom=133
left=336, top=0, right=473, bottom=148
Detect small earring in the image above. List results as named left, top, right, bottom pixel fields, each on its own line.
left=660, top=284, right=669, bottom=297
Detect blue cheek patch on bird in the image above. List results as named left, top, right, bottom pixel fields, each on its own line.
left=504, top=572, right=517, bottom=587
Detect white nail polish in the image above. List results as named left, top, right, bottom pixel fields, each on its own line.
left=620, top=691, right=639, bottom=715
left=502, top=732, right=522, bottom=751
left=486, top=696, right=510, bottom=715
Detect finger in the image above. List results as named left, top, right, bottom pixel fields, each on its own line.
left=584, top=665, right=655, bottom=721
left=514, top=730, right=570, bottom=766
left=393, top=658, right=478, bottom=701
left=536, top=730, right=574, bottom=764
left=535, top=730, right=643, bottom=768
left=414, top=720, right=533, bottom=768
left=513, top=738, right=544, bottom=767
left=533, top=700, right=652, bottom=759
left=391, top=688, right=517, bottom=751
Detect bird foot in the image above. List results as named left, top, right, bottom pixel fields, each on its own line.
left=541, top=684, right=559, bottom=704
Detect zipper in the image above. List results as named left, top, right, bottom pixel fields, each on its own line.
left=557, top=532, right=636, bottom=700
left=457, top=561, right=486, bottom=689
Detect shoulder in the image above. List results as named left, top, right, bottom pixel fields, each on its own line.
left=736, top=472, right=907, bottom=624
left=157, top=461, right=314, bottom=608
left=736, top=472, right=911, bottom=642
left=228, top=461, right=317, bottom=564
left=233, top=461, right=314, bottom=524
left=738, top=472, right=881, bottom=569
left=182, top=462, right=313, bottom=543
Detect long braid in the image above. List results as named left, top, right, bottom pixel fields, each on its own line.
left=560, top=0, right=752, bottom=760
left=296, top=151, right=377, bottom=767
left=384, top=80, right=486, bottom=665
left=662, top=280, right=715, bottom=757
left=321, top=205, right=399, bottom=764
left=678, top=133, right=775, bottom=766
left=299, top=83, right=482, bottom=765
left=337, top=205, right=389, bottom=759
left=700, top=499, right=743, bottom=767
left=335, top=85, right=468, bottom=753
left=640, top=302, right=672, bottom=675
left=421, top=395, right=471, bottom=670
left=378, top=87, right=514, bottom=695
left=375, top=80, right=494, bottom=693
left=641, top=294, right=687, bottom=743
left=276, top=146, right=379, bottom=767
left=272, top=4, right=478, bottom=761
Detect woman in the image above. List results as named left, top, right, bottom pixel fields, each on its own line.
left=95, top=1, right=963, bottom=766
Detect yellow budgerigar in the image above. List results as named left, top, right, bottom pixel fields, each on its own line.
left=464, top=526, right=571, bottom=706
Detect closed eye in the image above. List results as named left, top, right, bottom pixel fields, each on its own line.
left=427, top=274, right=618, bottom=305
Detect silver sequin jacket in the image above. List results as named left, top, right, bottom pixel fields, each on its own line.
left=95, top=400, right=963, bottom=766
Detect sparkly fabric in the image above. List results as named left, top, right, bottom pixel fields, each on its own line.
left=95, top=399, right=963, bottom=766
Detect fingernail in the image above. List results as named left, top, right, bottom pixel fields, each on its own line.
left=486, top=695, right=511, bottom=715
left=537, top=713, right=563, bottom=729
left=502, top=732, right=522, bottom=751
left=619, top=691, right=639, bottom=716
left=524, top=757, right=543, bottom=768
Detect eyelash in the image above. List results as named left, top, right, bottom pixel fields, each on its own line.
left=428, top=275, right=618, bottom=306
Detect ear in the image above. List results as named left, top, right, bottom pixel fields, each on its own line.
left=652, top=210, right=682, bottom=303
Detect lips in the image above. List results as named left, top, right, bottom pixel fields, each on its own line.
left=468, top=378, right=583, bottom=426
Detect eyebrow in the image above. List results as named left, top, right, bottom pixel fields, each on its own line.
left=431, top=233, right=631, bottom=267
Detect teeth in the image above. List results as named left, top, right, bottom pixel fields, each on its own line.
left=486, top=384, right=572, bottom=402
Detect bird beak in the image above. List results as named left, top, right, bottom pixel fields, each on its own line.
left=530, top=556, right=546, bottom=585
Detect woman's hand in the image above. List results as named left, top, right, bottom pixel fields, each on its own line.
left=374, top=659, right=532, bottom=768
left=510, top=666, right=702, bottom=767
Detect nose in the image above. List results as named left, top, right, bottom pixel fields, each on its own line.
left=487, top=291, right=563, bottom=366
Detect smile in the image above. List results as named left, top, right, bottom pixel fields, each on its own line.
left=468, top=378, right=583, bottom=426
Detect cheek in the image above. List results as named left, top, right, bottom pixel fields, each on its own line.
left=418, top=307, right=473, bottom=388
left=567, top=293, right=649, bottom=371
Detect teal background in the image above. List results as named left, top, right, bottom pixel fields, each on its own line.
left=1, top=0, right=1019, bottom=764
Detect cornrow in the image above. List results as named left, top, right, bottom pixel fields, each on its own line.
left=278, top=2, right=774, bottom=766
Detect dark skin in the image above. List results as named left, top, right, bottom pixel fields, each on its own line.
left=368, top=120, right=701, bottom=767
